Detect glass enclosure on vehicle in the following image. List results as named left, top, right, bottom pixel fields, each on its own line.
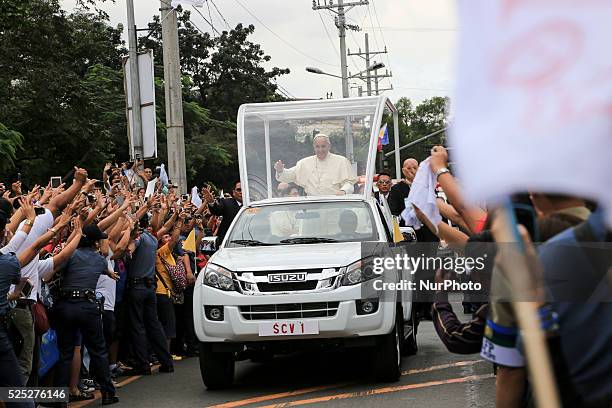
left=225, top=201, right=379, bottom=247
left=237, top=96, right=400, bottom=205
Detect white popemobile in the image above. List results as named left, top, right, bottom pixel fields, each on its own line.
left=193, top=95, right=418, bottom=389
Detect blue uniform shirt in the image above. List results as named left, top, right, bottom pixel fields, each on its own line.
left=540, top=211, right=612, bottom=402
left=129, top=231, right=158, bottom=279
left=62, top=248, right=108, bottom=291
left=0, top=252, right=21, bottom=315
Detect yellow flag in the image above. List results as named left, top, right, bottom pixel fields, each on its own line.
left=182, top=229, right=197, bottom=252
left=392, top=217, right=403, bottom=243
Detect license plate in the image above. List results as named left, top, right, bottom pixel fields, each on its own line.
left=258, top=320, right=319, bottom=336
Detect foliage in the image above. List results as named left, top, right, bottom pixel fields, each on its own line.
left=0, top=0, right=289, bottom=191
left=381, top=96, right=450, bottom=169
left=0, top=123, right=24, bottom=172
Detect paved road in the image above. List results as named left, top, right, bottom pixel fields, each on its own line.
left=85, top=299, right=495, bottom=408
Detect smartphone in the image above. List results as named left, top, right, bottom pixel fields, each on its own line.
left=21, top=280, right=33, bottom=298
left=512, top=203, right=539, bottom=242
left=16, top=173, right=21, bottom=182
left=181, top=194, right=190, bottom=201
left=50, top=176, right=62, bottom=188
left=94, top=180, right=104, bottom=189
left=34, top=207, right=46, bottom=216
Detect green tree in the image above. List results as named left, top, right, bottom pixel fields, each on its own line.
left=0, top=0, right=289, bottom=191
left=0, top=0, right=126, bottom=181
left=0, top=123, right=24, bottom=172
left=380, top=96, right=450, bottom=171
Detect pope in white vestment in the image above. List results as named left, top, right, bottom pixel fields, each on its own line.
left=274, top=134, right=357, bottom=196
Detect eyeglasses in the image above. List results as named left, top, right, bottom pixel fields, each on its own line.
left=377, top=180, right=391, bottom=185
left=234, top=188, right=242, bottom=192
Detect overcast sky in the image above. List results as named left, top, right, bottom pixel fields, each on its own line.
left=61, top=0, right=458, bottom=103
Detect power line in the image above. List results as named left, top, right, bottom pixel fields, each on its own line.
left=191, top=4, right=221, bottom=35
left=273, top=80, right=297, bottom=99
left=232, top=0, right=336, bottom=67
left=363, top=26, right=459, bottom=32
left=365, top=4, right=380, bottom=50
left=393, top=86, right=450, bottom=92
left=370, top=0, right=393, bottom=78
left=205, top=0, right=215, bottom=36
left=184, top=14, right=211, bottom=38
left=318, top=11, right=340, bottom=58
left=209, top=0, right=231, bottom=30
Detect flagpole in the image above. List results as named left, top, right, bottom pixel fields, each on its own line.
left=493, top=206, right=561, bottom=408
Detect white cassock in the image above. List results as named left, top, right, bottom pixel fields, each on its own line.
left=276, top=153, right=357, bottom=196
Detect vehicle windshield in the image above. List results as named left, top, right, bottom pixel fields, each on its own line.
left=238, top=97, right=389, bottom=204
left=225, top=201, right=379, bottom=247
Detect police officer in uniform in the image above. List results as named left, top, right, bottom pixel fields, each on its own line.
left=53, top=224, right=119, bottom=405
left=1, top=197, right=63, bottom=408
left=126, top=213, right=174, bottom=374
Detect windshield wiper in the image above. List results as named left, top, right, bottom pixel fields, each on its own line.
left=280, top=237, right=338, bottom=244
left=229, top=239, right=272, bottom=246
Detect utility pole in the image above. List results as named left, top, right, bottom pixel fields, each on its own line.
left=126, top=0, right=143, bottom=159
left=338, top=0, right=349, bottom=98
left=365, top=33, right=371, bottom=95
left=160, top=0, right=187, bottom=194
left=312, top=0, right=368, bottom=98
left=348, top=34, right=391, bottom=96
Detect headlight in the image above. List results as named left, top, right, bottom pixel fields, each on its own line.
left=203, top=264, right=236, bottom=291
left=341, top=258, right=378, bottom=286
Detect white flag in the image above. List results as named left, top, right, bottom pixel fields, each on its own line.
left=158, top=164, right=169, bottom=188
left=171, top=0, right=205, bottom=8
left=191, top=186, right=203, bottom=208
left=451, top=0, right=612, bottom=226
left=145, top=177, right=158, bottom=199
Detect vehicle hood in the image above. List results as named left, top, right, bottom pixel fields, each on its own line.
left=210, top=242, right=373, bottom=271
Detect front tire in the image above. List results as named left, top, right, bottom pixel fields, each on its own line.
left=374, top=318, right=401, bottom=382
left=402, top=306, right=418, bottom=356
left=199, top=342, right=235, bottom=390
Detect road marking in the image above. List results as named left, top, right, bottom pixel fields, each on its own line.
left=213, top=360, right=485, bottom=408
left=256, top=374, right=495, bottom=408
left=401, top=359, right=484, bottom=376
left=208, top=384, right=349, bottom=408
left=71, top=365, right=159, bottom=407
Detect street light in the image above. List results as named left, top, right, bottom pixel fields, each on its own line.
left=305, top=62, right=386, bottom=95
left=305, top=66, right=341, bottom=79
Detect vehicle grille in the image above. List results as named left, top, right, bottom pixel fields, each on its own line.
left=256, top=281, right=318, bottom=292
left=240, top=302, right=340, bottom=320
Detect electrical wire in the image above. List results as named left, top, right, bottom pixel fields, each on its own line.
left=209, top=0, right=232, bottom=30
left=185, top=14, right=211, bottom=38
left=232, top=0, right=336, bottom=67
left=205, top=0, right=215, bottom=37
left=318, top=11, right=340, bottom=59
left=276, top=83, right=296, bottom=99
left=191, top=4, right=221, bottom=36
left=370, top=0, right=393, bottom=78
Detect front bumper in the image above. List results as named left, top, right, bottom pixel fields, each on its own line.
left=193, top=282, right=396, bottom=343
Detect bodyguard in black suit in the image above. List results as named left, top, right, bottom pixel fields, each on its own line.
left=204, top=181, right=243, bottom=247
left=387, top=158, right=418, bottom=222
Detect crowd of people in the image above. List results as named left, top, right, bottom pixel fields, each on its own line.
left=0, top=139, right=610, bottom=408
left=0, top=161, right=242, bottom=406
left=391, top=146, right=611, bottom=408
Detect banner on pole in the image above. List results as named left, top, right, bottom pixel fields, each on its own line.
left=124, top=49, right=157, bottom=160
left=451, top=0, right=612, bottom=226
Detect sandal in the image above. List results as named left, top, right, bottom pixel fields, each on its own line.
left=69, top=391, right=95, bottom=402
